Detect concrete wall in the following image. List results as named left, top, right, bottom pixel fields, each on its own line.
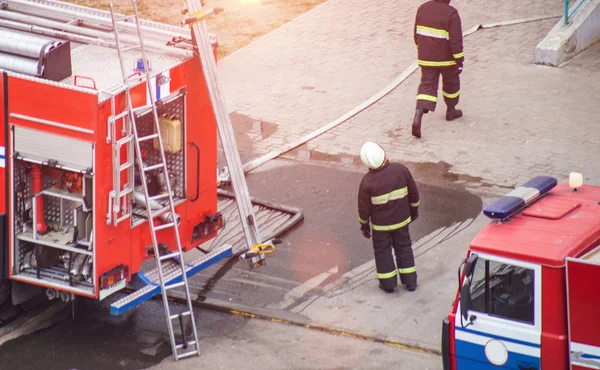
left=535, top=0, right=600, bottom=66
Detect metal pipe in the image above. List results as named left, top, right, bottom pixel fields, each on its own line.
left=0, top=18, right=191, bottom=59
left=5, top=0, right=189, bottom=40
left=133, top=191, right=181, bottom=226
left=0, top=18, right=115, bottom=49
left=59, top=291, right=71, bottom=303
left=70, top=253, right=87, bottom=277
left=0, top=10, right=191, bottom=58
left=31, top=164, right=48, bottom=234
left=22, top=0, right=189, bottom=37
left=0, top=50, right=42, bottom=77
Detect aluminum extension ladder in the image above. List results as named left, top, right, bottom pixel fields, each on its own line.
left=109, top=1, right=200, bottom=361
left=183, top=0, right=265, bottom=266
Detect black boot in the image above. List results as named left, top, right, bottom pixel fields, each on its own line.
left=412, top=109, right=424, bottom=138
left=379, top=283, right=395, bottom=294
left=446, top=107, right=463, bottom=121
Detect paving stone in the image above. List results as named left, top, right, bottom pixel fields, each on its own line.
left=218, top=0, right=600, bottom=188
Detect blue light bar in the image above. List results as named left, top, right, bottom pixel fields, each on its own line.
left=483, top=176, right=558, bottom=220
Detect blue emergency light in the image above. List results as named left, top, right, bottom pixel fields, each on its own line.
left=483, top=176, right=558, bottom=220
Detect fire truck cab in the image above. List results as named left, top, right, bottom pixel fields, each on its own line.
left=442, top=175, right=600, bottom=370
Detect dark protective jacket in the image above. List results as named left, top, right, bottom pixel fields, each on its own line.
left=414, top=0, right=464, bottom=68
left=358, top=162, right=420, bottom=231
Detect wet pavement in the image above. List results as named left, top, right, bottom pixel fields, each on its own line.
left=0, top=160, right=482, bottom=369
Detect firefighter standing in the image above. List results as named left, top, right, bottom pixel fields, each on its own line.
left=412, top=0, right=464, bottom=139
left=358, top=142, right=420, bottom=293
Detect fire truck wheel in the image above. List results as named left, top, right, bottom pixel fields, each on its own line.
left=0, top=279, right=10, bottom=306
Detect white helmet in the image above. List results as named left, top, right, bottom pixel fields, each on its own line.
left=360, top=141, right=386, bottom=169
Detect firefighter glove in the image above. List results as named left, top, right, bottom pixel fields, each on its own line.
left=360, top=223, right=371, bottom=239
left=411, top=209, right=419, bottom=222
left=457, top=66, right=463, bottom=75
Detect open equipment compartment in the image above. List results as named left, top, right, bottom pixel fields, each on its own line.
left=10, top=126, right=95, bottom=296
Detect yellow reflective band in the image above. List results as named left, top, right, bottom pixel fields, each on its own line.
left=358, top=216, right=368, bottom=224
left=418, top=60, right=457, bottom=67
left=416, top=25, right=449, bottom=40
left=415, top=43, right=419, bottom=49
left=377, top=270, right=398, bottom=279
left=453, top=52, right=464, bottom=59
left=410, top=201, right=420, bottom=207
left=416, top=94, right=437, bottom=102
left=371, top=187, right=408, bottom=205
left=442, top=90, right=460, bottom=99
left=372, top=216, right=412, bottom=231
left=399, top=266, right=417, bottom=274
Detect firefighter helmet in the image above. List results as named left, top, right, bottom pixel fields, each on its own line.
left=360, top=141, right=386, bottom=169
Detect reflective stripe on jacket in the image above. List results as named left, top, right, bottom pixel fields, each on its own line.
left=358, top=162, right=420, bottom=231
left=414, top=0, right=464, bottom=68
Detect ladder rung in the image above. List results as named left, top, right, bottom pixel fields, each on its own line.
left=138, top=133, right=159, bottom=142
left=164, top=281, right=186, bottom=290
left=119, top=162, right=134, bottom=172
left=175, top=341, right=197, bottom=350
left=114, top=109, right=130, bottom=120
left=148, top=193, right=170, bottom=202
left=119, top=187, right=134, bottom=197
left=154, top=222, right=176, bottom=231
left=170, top=311, right=192, bottom=320
left=158, top=251, right=179, bottom=261
left=176, top=350, right=199, bottom=360
left=117, top=135, right=133, bottom=146
left=143, top=163, right=164, bottom=172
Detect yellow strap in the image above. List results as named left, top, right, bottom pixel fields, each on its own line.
left=371, top=187, right=408, bottom=205
left=416, top=94, right=437, bottom=102
left=442, top=90, right=460, bottom=99
left=372, top=216, right=412, bottom=231
left=418, top=60, right=457, bottom=67
left=410, top=201, right=420, bottom=207
left=399, top=266, right=417, bottom=274
left=358, top=216, right=369, bottom=224
left=377, top=270, right=398, bottom=279
left=453, top=52, right=464, bottom=59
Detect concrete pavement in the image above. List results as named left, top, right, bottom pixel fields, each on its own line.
left=149, top=318, right=440, bottom=370
left=218, top=0, right=600, bottom=190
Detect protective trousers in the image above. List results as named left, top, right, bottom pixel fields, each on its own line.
left=416, top=66, right=460, bottom=112
left=372, top=227, right=417, bottom=291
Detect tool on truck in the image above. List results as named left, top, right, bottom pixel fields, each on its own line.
left=442, top=173, right=600, bottom=370
left=0, top=0, right=271, bottom=361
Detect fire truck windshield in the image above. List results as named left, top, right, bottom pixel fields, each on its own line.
left=469, top=258, right=535, bottom=325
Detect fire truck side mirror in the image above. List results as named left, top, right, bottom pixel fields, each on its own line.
left=460, top=280, right=473, bottom=321
left=464, top=253, right=478, bottom=278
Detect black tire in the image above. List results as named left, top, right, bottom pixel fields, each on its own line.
left=0, top=278, right=10, bottom=306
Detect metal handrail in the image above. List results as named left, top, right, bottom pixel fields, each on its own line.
left=565, top=0, right=587, bottom=24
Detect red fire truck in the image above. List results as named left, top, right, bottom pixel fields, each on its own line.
left=442, top=174, right=600, bottom=370
left=0, top=0, right=231, bottom=314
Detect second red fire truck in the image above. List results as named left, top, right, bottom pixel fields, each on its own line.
left=442, top=174, right=600, bottom=370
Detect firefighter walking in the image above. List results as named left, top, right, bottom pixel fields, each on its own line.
left=412, top=0, right=464, bottom=139
left=358, top=142, right=420, bottom=293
